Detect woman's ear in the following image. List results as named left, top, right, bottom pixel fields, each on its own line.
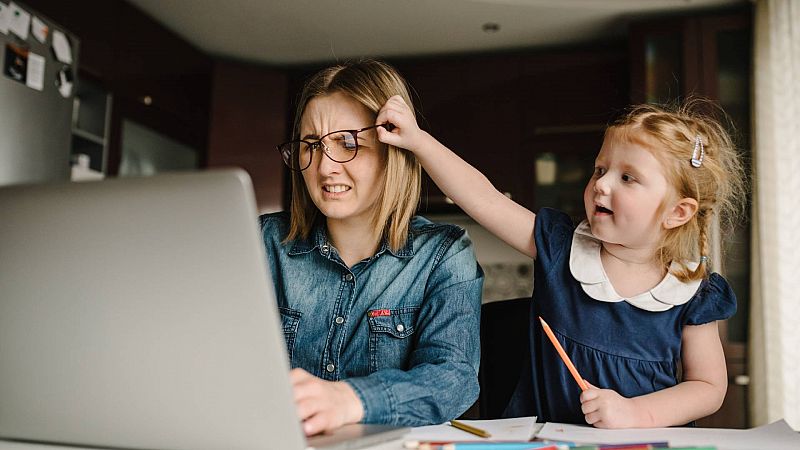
left=665, top=198, right=699, bottom=229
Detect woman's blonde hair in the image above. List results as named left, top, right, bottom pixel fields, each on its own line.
left=607, top=99, right=747, bottom=282
left=285, top=59, right=421, bottom=252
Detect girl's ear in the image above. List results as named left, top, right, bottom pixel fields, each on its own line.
left=664, top=198, right=699, bottom=229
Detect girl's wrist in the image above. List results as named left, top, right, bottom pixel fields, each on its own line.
left=407, top=129, right=435, bottom=156
left=630, top=396, right=656, bottom=427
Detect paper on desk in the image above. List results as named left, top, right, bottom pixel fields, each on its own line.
left=405, top=417, right=538, bottom=442
left=537, top=419, right=800, bottom=450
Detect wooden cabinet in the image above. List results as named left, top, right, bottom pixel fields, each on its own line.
left=517, top=49, right=627, bottom=220
left=111, top=2, right=212, bottom=129
left=70, top=76, right=111, bottom=178
left=629, top=8, right=754, bottom=429
left=394, top=47, right=628, bottom=216
left=207, top=62, right=288, bottom=213
left=396, top=54, right=525, bottom=212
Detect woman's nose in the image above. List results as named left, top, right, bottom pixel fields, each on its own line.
left=315, top=145, right=342, bottom=175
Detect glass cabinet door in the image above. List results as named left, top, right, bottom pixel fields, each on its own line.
left=644, top=32, right=683, bottom=104
left=529, top=131, right=604, bottom=224
left=119, top=119, right=199, bottom=177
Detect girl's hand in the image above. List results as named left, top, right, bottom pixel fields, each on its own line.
left=376, top=95, right=429, bottom=153
left=290, top=368, right=364, bottom=436
left=580, top=381, right=644, bottom=429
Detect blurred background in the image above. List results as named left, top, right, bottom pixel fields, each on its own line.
left=2, top=0, right=793, bottom=431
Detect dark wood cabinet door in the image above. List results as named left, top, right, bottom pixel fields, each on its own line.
left=629, top=9, right=753, bottom=429
left=207, top=62, right=288, bottom=213
left=517, top=48, right=627, bottom=214
left=396, top=48, right=627, bottom=214
left=112, top=2, right=212, bottom=128
left=398, top=55, right=524, bottom=211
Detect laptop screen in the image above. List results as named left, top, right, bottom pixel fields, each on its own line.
left=0, top=170, right=306, bottom=450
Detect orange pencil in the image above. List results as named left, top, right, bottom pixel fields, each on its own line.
left=538, top=316, right=588, bottom=391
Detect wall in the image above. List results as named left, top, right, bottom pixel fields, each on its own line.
left=431, top=214, right=533, bottom=303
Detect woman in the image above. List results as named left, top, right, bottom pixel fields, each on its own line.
left=260, top=60, right=483, bottom=436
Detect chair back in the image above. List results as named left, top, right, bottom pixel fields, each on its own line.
left=478, top=297, right=532, bottom=419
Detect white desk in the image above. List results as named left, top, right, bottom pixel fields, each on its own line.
left=4, top=421, right=799, bottom=450
left=0, top=440, right=406, bottom=450
left=0, top=418, right=540, bottom=450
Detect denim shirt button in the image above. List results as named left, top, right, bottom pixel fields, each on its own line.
left=396, top=324, right=405, bottom=332
left=335, top=316, right=344, bottom=324
left=344, top=273, right=353, bottom=281
left=320, top=244, right=329, bottom=254
left=326, top=363, right=335, bottom=373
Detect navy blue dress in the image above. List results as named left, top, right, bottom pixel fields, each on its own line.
left=505, top=208, right=737, bottom=424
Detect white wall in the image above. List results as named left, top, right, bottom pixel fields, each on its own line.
left=428, top=214, right=533, bottom=303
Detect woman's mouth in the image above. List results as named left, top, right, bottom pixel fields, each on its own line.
left=322, top=184, right=352, bottom=198
left=323, top=184, right=351, bottom=194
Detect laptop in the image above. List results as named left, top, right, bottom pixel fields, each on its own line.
left=0, top=169, right=408, bottom=450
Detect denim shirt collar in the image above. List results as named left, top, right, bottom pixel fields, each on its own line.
left=288, top=220, right=415, bottom=259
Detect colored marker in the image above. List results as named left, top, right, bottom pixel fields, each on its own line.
left=406, top=441, right=553, bottom=450
left=441, top=443, right=563, bottom=450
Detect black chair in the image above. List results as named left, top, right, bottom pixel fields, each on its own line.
left=477, top=297, right=532, bottom=419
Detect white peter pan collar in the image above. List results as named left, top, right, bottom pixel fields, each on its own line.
left=569, top=220, right=701, bottom=312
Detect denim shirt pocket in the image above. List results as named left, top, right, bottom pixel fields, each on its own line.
left=278, top=306, right=302, bottom=362
left=367, top=307, right=419, bottom=373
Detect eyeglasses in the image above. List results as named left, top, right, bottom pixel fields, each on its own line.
left=276, top=123, right=393, bottom=172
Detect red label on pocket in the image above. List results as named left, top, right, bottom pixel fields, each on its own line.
left=368, top=309, right=391, bottom=318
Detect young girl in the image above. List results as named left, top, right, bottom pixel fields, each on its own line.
left=375, top=97, right=745, bottom=428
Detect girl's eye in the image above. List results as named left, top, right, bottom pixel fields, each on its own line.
left=621, top=173, right=636, bottom=183
left=594, top=167, right=606, bottom=177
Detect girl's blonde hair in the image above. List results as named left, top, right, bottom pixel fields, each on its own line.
left=285, top=59, right=421, bottom=252
left=607, top=99, right=747, bottom=282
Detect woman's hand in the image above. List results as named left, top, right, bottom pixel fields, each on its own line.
left=290, top=368, right=364, bottom=436
left=376, top=95, right=430, bottom=153
left=580, top=381, right=645, bottom=429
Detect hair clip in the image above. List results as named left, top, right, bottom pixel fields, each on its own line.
left=700, top=255, right=709, bottom=264
left=691, top=135, right=704, bottom=168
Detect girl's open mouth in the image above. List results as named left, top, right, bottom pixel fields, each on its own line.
left=596, top=205, right=613, bottom=214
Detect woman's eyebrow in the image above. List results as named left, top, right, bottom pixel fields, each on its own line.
left=301, top=133, right=320, bottom=140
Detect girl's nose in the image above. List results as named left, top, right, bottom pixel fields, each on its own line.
left=594, top=175, right=610, bottom=195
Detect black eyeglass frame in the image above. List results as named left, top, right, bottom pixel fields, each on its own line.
left=276, top=123, right=394, bottom=172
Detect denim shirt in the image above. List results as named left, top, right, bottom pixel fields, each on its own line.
left=259, top=212, right=483, bottom=426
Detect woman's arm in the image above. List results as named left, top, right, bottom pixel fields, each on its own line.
left=377, top=96, right=537, bottom=258
left=580, top=321, right=728, bottom=428
left=345, top=228, right=484, bottom=425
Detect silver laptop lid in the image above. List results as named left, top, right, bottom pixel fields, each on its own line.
left=0, top=170, right=306, bottom=450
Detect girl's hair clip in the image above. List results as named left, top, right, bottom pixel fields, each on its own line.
left=700, top=255, right=709, bottom=264
left=691, top=135, right=705, bottom=168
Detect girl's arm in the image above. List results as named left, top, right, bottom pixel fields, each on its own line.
left=580, top=321, right=728, bottom=428
left=377, top=95, right=537, bottom=258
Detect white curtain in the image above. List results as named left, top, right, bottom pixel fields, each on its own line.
left=751, top=0, right=800, bottom=429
